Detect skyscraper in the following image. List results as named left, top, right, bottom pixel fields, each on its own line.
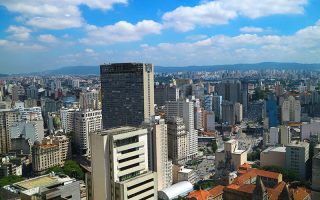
left=0, top=109, right=20, bottom=153
left=212, top=94, right=222, bottom=122
left=90, top=127, right=158, bottom=200
left=165, top=99, right=197, bottom=159
left=281, top=96, right=301, bottom=123
left=167, top=117, right=188, bottom=165
left=100, top=63, right=154, bottom=129
left=222, top=100, right=235, bottom=125
left=74, top=109, right=102, bottom=155
left=148, top=118, right=173, bottom=191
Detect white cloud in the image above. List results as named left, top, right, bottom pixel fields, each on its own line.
left=163, top=0, right=308, bottom=31
left=6, top=25, right=32, bottom=40
left=240, top=26, right=264, bottom=33
left=162, top=1, right=237, bottom=32
left=127, top=20, right=320, bottom=66
left=38, top=34, right=58, bottom=43
left=0, top=0, right=127, bottom=30
left=0, top=39, right=45, bottom=50
left=80, top=20, right=162, bottom=45
left=85, top=48, right=94, bottom=53
left=186, top=34, right=208, bottom=41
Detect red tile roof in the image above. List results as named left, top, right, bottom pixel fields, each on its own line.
left=186, top=190, right=210, bottom=200
left=208, top=185, right=224, bottom=197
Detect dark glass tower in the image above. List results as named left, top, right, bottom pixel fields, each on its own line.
left=100, top=63, right=154, bottom=129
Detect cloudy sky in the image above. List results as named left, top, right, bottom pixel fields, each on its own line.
left=0, top=0, right=319, bottom=73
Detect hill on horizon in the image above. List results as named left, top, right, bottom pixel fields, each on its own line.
left=27, top=62, right=320, bottom=75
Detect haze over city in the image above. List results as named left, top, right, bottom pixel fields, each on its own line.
left=1, top=0, right=320, bottom=73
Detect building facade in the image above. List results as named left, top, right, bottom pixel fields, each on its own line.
left=148, top=119, right=172, bottom=191
left=90, top=127, right=158, bottom=200
left=74, top=109, right=102, bottom=155
left=100, top=63, right=155, bottom=129
left=285, top=142, right=309, bottom=180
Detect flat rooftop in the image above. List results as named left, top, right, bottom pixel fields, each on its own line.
left=13, top=174, right=73, bottom=191
left=262, top=146, right=286, bottom=153
left=98, top=126, right=141, bottom=136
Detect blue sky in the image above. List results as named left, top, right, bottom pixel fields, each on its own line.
left=0, top=0, right=320, bottom=73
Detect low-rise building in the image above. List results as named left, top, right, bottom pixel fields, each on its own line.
left=32, top=142, right=61, bottom=174
left=215, top=139, right=247, bottom=177
left=260, top=146, right=286, bottom=168
left=3, top=173, right=80, bottom=200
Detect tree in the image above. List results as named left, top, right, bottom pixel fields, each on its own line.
left=262, top=165, right=299, bottom=182
left=45, top=160, right=84, bottom=180
left=0, top=175, right=24, bottom=187
left=212, top=141, right=218, bottom=153
left=63, top=160, right=84, bottom=180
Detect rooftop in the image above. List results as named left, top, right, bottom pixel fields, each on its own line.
left=262, top=146, right=286, bottom=153
left=13, top=174, right=72, bottom=190
left=98, top=126, right=140, bottom=136
left=286, top=142, right=309, bottom=148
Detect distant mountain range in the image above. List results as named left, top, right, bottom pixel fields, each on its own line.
left=32, top=62, right=320, bottom=75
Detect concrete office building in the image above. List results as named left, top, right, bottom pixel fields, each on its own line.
left=216, top=80, right=241, bottom=103
left=72, top=79, right=80, bottom=88
left=74, top=109, right=102, bottom=155
left=194, top=107, right=203, bottom=130
left=60, top=108, right=77, bottom=133
left=9, top=120, right=44, bottom=144
left=215, top=140, right=247, bottom=176
left=280, top=125, right=291, bottom=146
left=234, top=102, right=243, bottom=123
left=203, top=111, right=215, bottom=132
left=79, top=90, right=100, bottom=110
left=148, top=118, right=172, bottom=191
left=285, top=142, right=309, bottom=180
left=90, top=127, right=158, bottom=200
left=269, top=127, right=278, bottom=145
left=301, top=119, right=320, bottom=140
left=281, top=96, right=301, bottom=123
left=222, top=100, right=235, bottom=125
left=165, top=99, right=197, bottom=159
left=167, top=117, right=188, bottom=166
left=154, top=84, right=179, bottom=106
left=0, top=109, right=20, bottom=154
left=42, top=134, right=71, bottom=164
left=100, top=63, right=154, bottom=129
left=26, top=85, right=38, bottom=100
left=312, top=153, right=320, bottom=199
left=260, top=146, right=286, bottom=168
left=32, top=142, right=61, bottom=174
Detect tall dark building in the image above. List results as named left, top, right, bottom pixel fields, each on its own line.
left=100, top=63, right=154, bottom=129
left=217, top=80, right=241, bottom=103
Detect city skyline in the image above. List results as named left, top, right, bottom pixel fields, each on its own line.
left=1, top=0, right=320, bottom=73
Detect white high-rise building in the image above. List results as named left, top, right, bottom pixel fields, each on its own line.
left=167, top=117, right=189, bottom=166
left=281, top=96, right=301, bottom=123
left=301, top=119, right=320, bottom=140
left=60, top=108, right=77, bottom=133
left=234, top=102, right=243, bottom=123
left=10, top=120, right=44, bottom=144
left=91, top=127, right=158, bottom=200
left=74, top=109, right=102, bottom=155
left=148, top=118, right=172, bottom=191
left=269, top=127, right=279, bottom=145
left=79, top=90, right=100, bottom=110
left=280, top=125, right=291, bottom=146
left=165, top=99, right=197, bottom=159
